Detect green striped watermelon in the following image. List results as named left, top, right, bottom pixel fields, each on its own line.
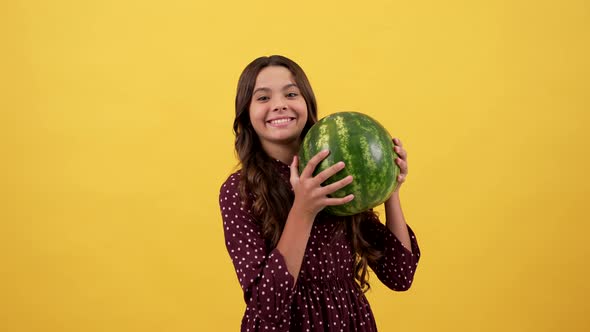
left=298, top=112, right=399, bottom=216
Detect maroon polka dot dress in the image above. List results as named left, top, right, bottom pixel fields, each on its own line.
left=219, top=160, right=420, bottom=331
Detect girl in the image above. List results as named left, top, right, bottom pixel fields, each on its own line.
left=219, top=55, right=420, bottom=331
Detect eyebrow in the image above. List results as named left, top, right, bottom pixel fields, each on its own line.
left=253, top=83, right=299, bottom=95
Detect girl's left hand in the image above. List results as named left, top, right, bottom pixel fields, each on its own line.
left=393, top=138, right=408, bottom=192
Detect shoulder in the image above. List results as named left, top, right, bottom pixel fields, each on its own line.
left=220, top=170, right=241, bottom=193
left=219, top=170, right=243, bottom=201
left=219, top=170, right=258, bottom=227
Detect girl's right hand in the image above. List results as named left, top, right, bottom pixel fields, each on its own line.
left=289, top=150, right=354, bottom=220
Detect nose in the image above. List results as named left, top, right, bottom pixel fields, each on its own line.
left=272, top=97, right=288, bottom=111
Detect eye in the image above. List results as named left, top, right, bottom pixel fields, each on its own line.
left=286, top=92, right=299, bottom=98
left=256, top=95, right=269, bottom=101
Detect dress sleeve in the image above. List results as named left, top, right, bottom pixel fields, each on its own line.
left=219, top=172, right=294, bottom=330
left=362, top=215, right=421, bottom=291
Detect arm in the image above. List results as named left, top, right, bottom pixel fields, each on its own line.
left=363, top=216, right=420, bottom=291
left=384, top=138, right=412, bottom=251
left=385, top=192, right=412, bottom=252
left=278, top=151, right=354, bottom=285
left=219, top=152, right=353, bottom=327
left=368, top=137, right=421, bottom=291
left=220, top=173, right=294, bottom=328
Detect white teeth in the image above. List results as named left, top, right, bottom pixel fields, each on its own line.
left=269, top=118, right=292, bottom=125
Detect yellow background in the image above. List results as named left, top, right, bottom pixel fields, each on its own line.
left=2, top=0, right=589, bottom=331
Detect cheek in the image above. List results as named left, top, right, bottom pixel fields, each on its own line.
left=248, top=107, right=267, bottom=132
left=300, top=111, right=308, bottom=124
left=248, top=105, right=262, bottom=122
left=298, top=102, right=309, bottom=122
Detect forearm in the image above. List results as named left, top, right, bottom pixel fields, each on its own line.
left=384, top=192, right=412, bottom=252
left=275, top=209, right=314, bottom=285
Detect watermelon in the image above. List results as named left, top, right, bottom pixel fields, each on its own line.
left=298, top=112, right=399, bottom=216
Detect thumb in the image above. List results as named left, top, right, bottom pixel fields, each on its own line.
left=290, top=155, right=300, bottom=182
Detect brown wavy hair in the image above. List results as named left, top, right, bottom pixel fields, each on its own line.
left=233, top=55, right=382, bottom=292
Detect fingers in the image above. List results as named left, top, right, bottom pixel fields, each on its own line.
left=397, top=168, right=407, bottom=184
left=393, top=138, right=407, bottom=159
left=395, top=157, right=408, bottom=175
left=300, top=150, right=330, bottom=179
left=394, top=145, right=407, bottom=160
left=392, top=137, right=407, bottom=167
left=393, top=137, right=408, bottom=187
left=397, top=176, right=406, bottom=185
left=313, top=161, right=346, bottom=185
left=324, top=194, right=355, bottom=206
left=319, top=172, right=354, bottom=206
left=320, top=174, right=353, bottom=196
left=292, top=150, right=355, bottom=212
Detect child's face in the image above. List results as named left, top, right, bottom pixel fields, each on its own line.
left=249, top=66, right=308, bottom=151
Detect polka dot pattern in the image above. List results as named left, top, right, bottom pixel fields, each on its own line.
left=219, top=160, right=421, bottom=331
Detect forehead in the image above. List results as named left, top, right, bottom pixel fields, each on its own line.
left=254, top=66, right=295, bottom=88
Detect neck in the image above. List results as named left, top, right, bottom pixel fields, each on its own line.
left=261, top=139, right=301, bottom=165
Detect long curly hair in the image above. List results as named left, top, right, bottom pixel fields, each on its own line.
left=233, top=55, right=382, bottom=292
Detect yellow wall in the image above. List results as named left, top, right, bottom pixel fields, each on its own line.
left=2, top=0, right=588, bottom=331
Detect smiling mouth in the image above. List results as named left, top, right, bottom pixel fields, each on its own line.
left=267, top=117, right=295, bottom=126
